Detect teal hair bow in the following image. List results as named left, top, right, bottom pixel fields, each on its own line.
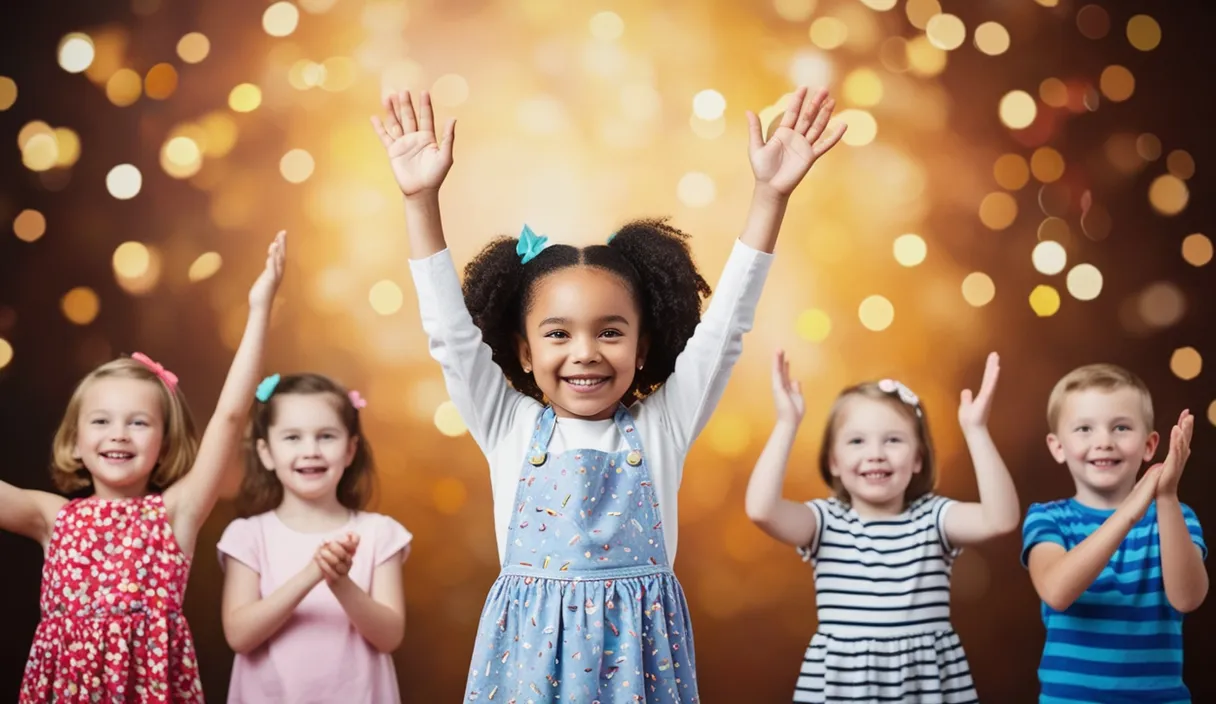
left=255, top=374, right=281, bottom=402
left=516, top=224, right=548, bottom=265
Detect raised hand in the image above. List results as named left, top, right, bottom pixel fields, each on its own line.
left=745, top=86, right=846, bottom=196
left=248, top=231, right=286, bottom=311
left=1156, top=410, right=1194, bottom=499
left=771, top=349, right=805, bottom=426
left=371, top=90, right=456, bottom=196
left=958, top=352, right=1000, bottom=430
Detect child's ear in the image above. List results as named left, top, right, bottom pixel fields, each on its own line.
left=516, top=333, right=533, bottom=374
left=636, top=334, right=649, bottom=371
left=256, top=438, right=276, bottom=471
left=345, top=435, right=359, bottom=468
left=1045, top=434, right=1067, bottom=464
left=1142, top=430, right=1160, bottom=463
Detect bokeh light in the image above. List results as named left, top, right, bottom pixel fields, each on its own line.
left=280, top=149, right=316, bottom=184
left=188, top=253, right=223, bottom=283
left=145, top=63, right=179, bottom=100
left=858, top=295, right=894, bottom=332
left=774, top=0, right=816, bottom=23
left=1137, top=133, right=1163, bottom=161
left=58, top=33, right=95, bottom=73
left=1039, top=78, right=1068, bottom=108
left=1029, top=285, right=1061, bottom=317
left=1030, top=147, right=1065, bottom=183
left=993, top=154, right=1030, bottom=190
left=369, top=280, right=404, bottom=315
left=434, top=400, right=468, bottom=437
left=53, top=127, right=81, bottom=167
left=1066, top=264, right=1103, bottom=301
left=809, top=17, right=847, bottom=50
left=112, top=242, right=150, bottom=279
left=961, top=273, right=996, bottom=307
left=692, top=89, right=727, bottom=120
left=973, top=22, right=1010, bottom=56
left=1099, top=65, right=1135, bottom=102
left=979, top=192, right=1018, bottom=230
left=61, top=287, right=100, bottom=325
left=177, top=32, right=211, bottom=63
left=842, top=69, right=883, bottom=107
left=0, top=338, right=11, bottom=370
left=1208, top=401, right=1216, bottom=429
left=1181, top=234, right=1212, bottom=267
left=905, top=0, right=940, bottom=30
left=263, top=2, right=301, bottom=37
left=1127, top=15, right=1162, bottom=51
left=106, top=68, right=143, bottom=106
left=228, top=83, right=263, bottom=112
left=1139, top=282, right=1186, bottom=328
left=161, top=136, right=203, bottom=179
left=1032, top=240, right=1067, bottom=275
left=795, top=309, right=831, bottom=343
left=999, top=91, right=1036, bottom=129
left=677, top=172, right=715, bottom=208
left=1169, top=347, right=1202, bottom=381
left=1148, top=175, right=1189, bottom=215
left=589, top=11, right=625, bottom=41
left=1076, top=5, right=1111, bottom=40
left=836, top=109, right=877, bottom=146
left=431, top=74, right=469, bottom=107
left=1167, top=150, right=1195, bottom=180
left=926, top=14, right=966, bottom=51
left=893, top=234, right=927, bottom=267
left=13, top=210, right=47, bottom=243
left=0, top=76, right=16, bottom=111
left=106, top=164, right=142, bottom=199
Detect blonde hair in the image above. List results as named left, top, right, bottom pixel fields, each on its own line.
left=50, top=356, right=199, bottom=492
left=1046, top=363, right=1154, bottom=432
left=818, top=382, right=937, bottom=506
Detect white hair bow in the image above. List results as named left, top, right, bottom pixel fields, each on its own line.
left=877, top=378, right=922, bottom=416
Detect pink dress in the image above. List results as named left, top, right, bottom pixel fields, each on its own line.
left=20, top=494, right=204, bottom=703
left=217, top=511, right=411, bottom=704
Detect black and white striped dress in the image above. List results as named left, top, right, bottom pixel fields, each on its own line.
left=793, top=494, right=978, bottom=703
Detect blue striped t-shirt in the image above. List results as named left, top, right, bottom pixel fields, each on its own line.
left=1021, top=499, right=1207, bottom=704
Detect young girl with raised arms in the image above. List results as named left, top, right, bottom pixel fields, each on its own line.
left=1, top=233, right=286, bottom=703
left=746, top=350, right=1019, bottom=703
left=370, top=86, right=845, bottom=701
left=216, top=372, right=410, bottom=704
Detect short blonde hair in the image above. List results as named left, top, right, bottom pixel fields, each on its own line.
left=1046, top=363, right=1154, bottom=432
left=818, top=382, right=937, bottom=507
left=50, top=356, right=199, bottom=492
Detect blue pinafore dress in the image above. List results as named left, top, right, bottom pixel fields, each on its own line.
left=464, top=405, right=699, bottom=702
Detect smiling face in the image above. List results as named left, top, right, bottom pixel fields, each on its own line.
left=826, top=395, right=925, bottom=515
left=257, top=393, right=359, bottom=504
left=1047, top=386, right=1158, bottom=507
left=73, top=377, right=166, bottom=497
left=516, top=266, right=648, bottom=420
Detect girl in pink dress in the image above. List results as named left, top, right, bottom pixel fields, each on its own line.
left=1, top=233, right=287, bottom=703
left=217, top=373, right=410, bottom=704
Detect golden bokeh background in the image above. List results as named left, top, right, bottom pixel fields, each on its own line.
left=1, top=0, right=1214, bottom=700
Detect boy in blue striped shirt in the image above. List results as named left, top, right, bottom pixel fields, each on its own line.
left=1022, top=364, right=1206, bottom=703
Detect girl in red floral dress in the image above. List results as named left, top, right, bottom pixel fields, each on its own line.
left=0, top=233, right=287, bottom=703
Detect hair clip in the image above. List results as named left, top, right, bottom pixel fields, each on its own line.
left=877, top=378, right=922, bottom=416
left=516, top=224, right=548, bottom=264
left=131, top=352, right=179, bottom=392
left=348, top=390, right=367, bottom=410
left=255, top=374, right=281, bottom=402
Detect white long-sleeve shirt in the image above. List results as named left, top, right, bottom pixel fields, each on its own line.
left=408, top=239, right=773, bottom=564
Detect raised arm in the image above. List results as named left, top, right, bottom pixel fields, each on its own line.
left=0, top=481, right=67, bottom=548
left=1027, top=466, right=1161, bottom=612
left=1155, top=411, right=1207, bottom=613
left=222, top=556, right=324, bottom=654
left=374, top=91, right=529, bottom=455
left=165, top=233, right=286, bottom=556
left=745, top=350, right=818, bottom=548
left=943, top=353, right=1020, bottom=547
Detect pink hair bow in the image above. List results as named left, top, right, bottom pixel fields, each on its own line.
left=348, top=390, right=367, bottom=410
left=131, top=352, right=179, bottom=392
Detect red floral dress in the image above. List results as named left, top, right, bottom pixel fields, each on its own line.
left=19, top=494, right=204, bottom=703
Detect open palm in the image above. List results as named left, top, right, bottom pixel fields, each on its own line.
left=746, top=87, right=846, bottom=196
left=1156, top=410, right=1194, bottom=498
left=771, top=349, right=806, bottom=425
left=371, top=90, right=456, bottom=196
left=248, top=231, right=286, bottom=310
left=958, top=352, right=1000, bottom=430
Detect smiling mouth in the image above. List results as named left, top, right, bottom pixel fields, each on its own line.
left=563, top=376, right=610, bottom=392
left=100, top=451, right=135, bottom=462
left=1088, top=459, right=1122, bottom=470
left=294, top=467, right=328, bottom=476
left=859, top=470, right=893, bottom=481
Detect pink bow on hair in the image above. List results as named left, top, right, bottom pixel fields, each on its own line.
left=131, top=352, right=179, bottom=392
left=348, top=390, right=367, bottom=410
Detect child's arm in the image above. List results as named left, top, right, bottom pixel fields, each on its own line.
left=316, top=536, right=407, bottom=653
left=371, top=90, right=455, bottom=260
left=649, top=88, right=844, bottom=451
left=745, top=350, right=818, bottom=548
left=0, top=481, right=66, bottom=548
left=1026, top=465, right=1162, bottom=612
left=164, top=233, right=285, bottom=556
left=1154, top=411, right=1207, bottom=613
left=221, top=556, right=325, bottom=654
left=942, top=353, right=1020, bottom=547
left=740, top=86, right=845, bottom=254
left=374, top=92, right=529, bottom=457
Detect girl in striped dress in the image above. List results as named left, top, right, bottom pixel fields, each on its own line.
left=745, top=350, right=1020, bottom=703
